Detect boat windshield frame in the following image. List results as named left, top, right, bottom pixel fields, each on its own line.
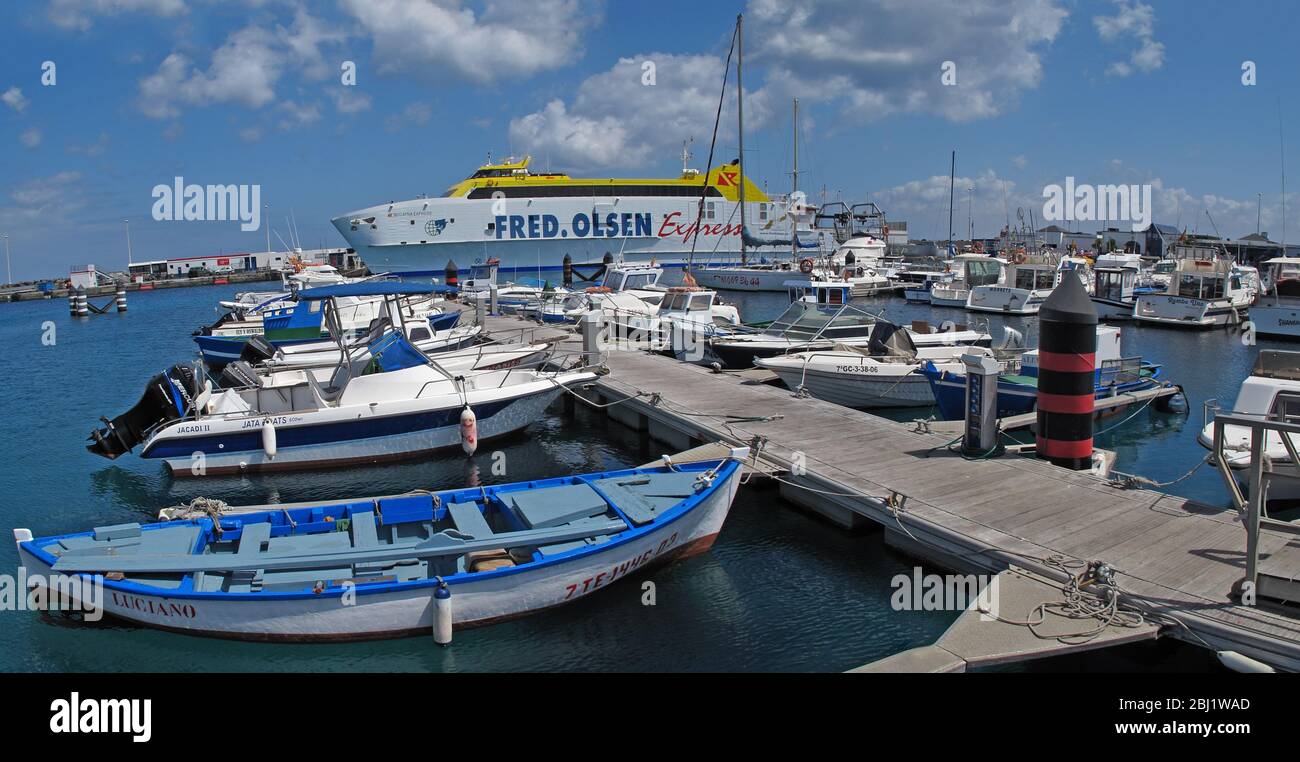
left=761, top=300, right=878, bottom=342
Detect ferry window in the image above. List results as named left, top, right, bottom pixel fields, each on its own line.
left=706, top=202, right=716, bottom=220
left=759, top=204, right=768, bottom=221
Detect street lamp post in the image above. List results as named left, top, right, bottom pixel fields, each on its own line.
left=3, top=234, right=10, bottom=285
left=124, top=219, right=133, bottom=265
left=967, top=187, right=975, bottom=242
left=265, top=203, right=270, bottom=253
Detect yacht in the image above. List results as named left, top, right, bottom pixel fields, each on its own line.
left=1090, top=251, right=1144, bottom=320
left=1198, top=350, right=1300, bottom=502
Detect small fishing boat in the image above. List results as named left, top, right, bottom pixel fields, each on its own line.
left=14, top=451, right=748, bottom=641
left=966, top=252, right=1065, bottom=315
left=755, top=322, right=1019, bottom=409
left=930, top=254, right=1000, bottom=308
left=707, top=281, right=990, bottom=368
left=921, top=325, right=1163, bottom=420
left=520, top=262, right=666, bottom=324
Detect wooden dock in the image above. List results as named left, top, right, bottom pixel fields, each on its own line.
left=476, top=308, right=1300, bottom=671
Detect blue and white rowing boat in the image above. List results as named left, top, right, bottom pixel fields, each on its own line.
left=14, top=451, right=747, bottom=640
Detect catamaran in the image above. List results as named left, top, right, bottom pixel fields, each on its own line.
left=331, top=155, right=799, bottom=277
left=14, top=451, right=747, bottom=640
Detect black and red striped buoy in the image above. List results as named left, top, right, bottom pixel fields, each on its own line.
left=1035, top=273, right=1097, bottom=470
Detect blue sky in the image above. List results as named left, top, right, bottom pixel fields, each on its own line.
left=1, top=0, right=1297, bottom=281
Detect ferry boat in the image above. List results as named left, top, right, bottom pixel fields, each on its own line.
left=1133, top=243, right=1254, bottom=328
left=1250, top=257, right=1300, bottom=339
left=332, top=156, right=798, bottom=276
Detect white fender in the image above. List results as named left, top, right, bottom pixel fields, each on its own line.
left=262, top=420, right=277, bottom=460
left=433, top=580, right=453, bottom=645
left=460, top=407, right=478, bottom=456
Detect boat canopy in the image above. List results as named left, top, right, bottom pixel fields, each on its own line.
left=366, top=330, right=431, bottom=372
left=298, top=282, right=458, bottom=300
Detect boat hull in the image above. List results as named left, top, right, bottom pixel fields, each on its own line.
left=1090, top=296, right=1136, bottom=321
left=1248, top=302, right=1300, bottom=339
left=15, top=465, right=741, bottom=641
left=692, top=267, right=813, bottom=292
left=1133, top=295, right=1243, bottom=328
left=144, top=383, right=576, bottom=476
left=766, top=366, right=935, bottom=408
left=966, top=286, right=1045, bottom=314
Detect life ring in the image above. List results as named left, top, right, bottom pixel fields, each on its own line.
left=799, top=258, right=814, bottom=275
left=1013, top=251, right=1028, bottom=265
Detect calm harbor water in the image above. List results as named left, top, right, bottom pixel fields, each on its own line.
left=0, top=279, right=1258, bottom=672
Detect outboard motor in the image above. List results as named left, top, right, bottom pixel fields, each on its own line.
left=193, top=311, right=240, bottom=337
left=87, top=364, right=200, bottom=459
left=238, top=334, right=277, bottom=364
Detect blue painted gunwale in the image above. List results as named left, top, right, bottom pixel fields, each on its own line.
left=20, top=459, right=738, bottom=602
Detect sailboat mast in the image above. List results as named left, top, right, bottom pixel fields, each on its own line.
left=947, top=150, right=955, bottom=256
left=737, top=13, right=747, bottom=264
left=791, top=97, right=798, bottom=260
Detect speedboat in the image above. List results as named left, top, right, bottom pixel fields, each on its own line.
left=966, top=252, right=1060, bottom=315
left=14, top=450, right=747, bottom=641
left=86, top=326, right=596, bottom=475
left=707, top=281, right=991, bottom=368
left=921, top=325, right=1163, bottom=420
left=194, top=283, right=463, bottom=367
left=755, top=322, right=1018, bottom=409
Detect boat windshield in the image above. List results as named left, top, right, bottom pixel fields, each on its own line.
left=965, top=259, right=1002, bottom=286
left=1177, top=274, right=1225, bottom=300
left=762, top=301, right=876, bottom=340
left=1014, top=267, right=1056, bottom=290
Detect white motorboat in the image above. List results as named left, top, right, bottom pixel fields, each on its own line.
left=1198, top=349, right=1300, bottom=503
left=1134, top=243, right=1253, bottom=328
left=756, top=321, right=1013, bottom=408
left=967, top=252, right=1061, bottom=315
left=1090, top=251, right=1144, bottom=320
left=1249, top=257, right=1300, bottom=339
left=707, top=281, right=991, bottom=368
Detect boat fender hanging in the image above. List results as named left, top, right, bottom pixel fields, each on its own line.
left=261, top=419, right=277, bottom=459
left=433, top=577, right=453, bottom=646
left=460, top=406, right=478, bottom=456
left=799, top=258, right=814, bottom=275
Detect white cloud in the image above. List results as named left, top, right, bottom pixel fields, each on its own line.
left=748, top=0, right=1068, bottom=122
left=19, top=128, right=42, bottom=149
left=1093, top=0, right=1165, bottom=77
left=2, top=87, right=28, bottom=113
left=47, top=0, right=186, bottom=32
left=9, top=171, right=82, bottom=209
left=330, top=88, right=371, bottom=115
left=509, top=53, right=770, bottom=172
left=339, top=0, right=599, bottom=83
left=385, top=102, right=433, bottom=132
left=277, top=100, right=322, bottom=131
left=1011, top=155, right=1029, bottom=169
left=509, top=1, right=1067, bottom=171
left=68, top=132, right=110, bottom=156
left=136, top=7, right=345, bottom=119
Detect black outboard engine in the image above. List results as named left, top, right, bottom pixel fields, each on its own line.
left=238, top=334, right=277, bottom=364
left=87, top=364, right=200, bottom=459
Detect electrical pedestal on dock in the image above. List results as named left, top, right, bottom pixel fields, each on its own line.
left=961, top=352, right=1000, bottom=456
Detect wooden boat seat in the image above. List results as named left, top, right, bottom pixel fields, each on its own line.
left=510, top=484, right=609, bottom=529
left=589, top=472, right=701, bottom=525
left=93, top=523, right=142, bottom=542
left=447, top=502, right=494, bottom=539
left=350, top=511, right=380, bottom=548
left=237, top=522, right=272, bottom=554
